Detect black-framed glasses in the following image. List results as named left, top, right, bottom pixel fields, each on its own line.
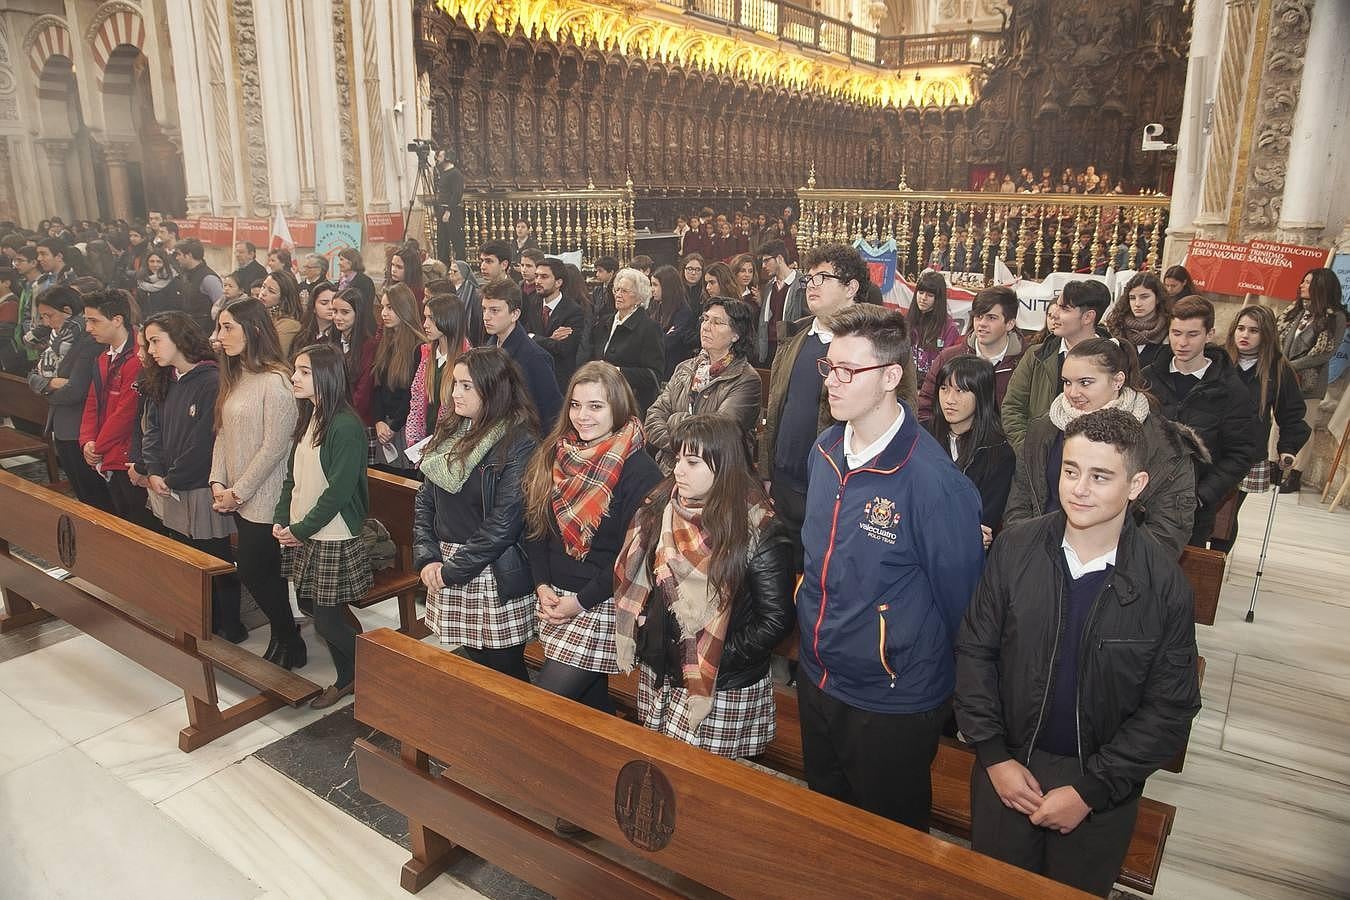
left=816, top=358, right=893, bottom=383
left=804, top=272, right=844, bottom=288
left=684, top=265, right=703, bottom=273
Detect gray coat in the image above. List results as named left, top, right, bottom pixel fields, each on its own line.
left=754, top=273, right=806, bottom=366
left=1281, top=308, right=1347, bottom=399
left=27, top=315, right=100, bottom=441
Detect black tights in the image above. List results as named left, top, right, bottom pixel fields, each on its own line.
left=458, top=644, right=530, bottom=683
left=314, top=605, right=359, bottom=688
left=535, top=659, right=614, bottom=714
left=168, top=531, right=243, bottom=632
left=231, top=515, right=298, bottom=643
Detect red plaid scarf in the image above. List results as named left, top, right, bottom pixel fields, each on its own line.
left=551, top=418, right=644, bottom=560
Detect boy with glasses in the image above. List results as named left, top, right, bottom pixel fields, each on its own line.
left=795, top=302, right=984, bottom=833
left=1002, top=280, right=1110, bottom=447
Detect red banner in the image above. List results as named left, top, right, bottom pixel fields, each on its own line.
left=234, top=218, right=269, bottom=247
left=196, top=216, right=234, bottom=247
left=174, top=218, right=199, bottom=240
left=289, top=218, right=316, bottom=248
left=365, top=212, right=405, bottom=244
left=1185, top=239, right=1330, bottom=299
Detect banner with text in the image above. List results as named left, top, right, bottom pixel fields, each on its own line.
left=234, top=218, right=269, bottom=248
left=314, top=220, right=362, bottom=280
left=1185, top=239, right=1330, bottom=299
left=365, top=212, right=406, bottom=244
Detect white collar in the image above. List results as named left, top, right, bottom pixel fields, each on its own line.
left=1061, top=537, right=1117, bottom=579
left=544, top=292, right=562, bottom=311
left=1238, top=356, right=1258, bottom=371
left=978, top=336, right=1011, bottom=365
left=843, top=405, right=904, bottom=469
left=778, top=269, right=797, bottom=289
left=107, top=337, right=129, bottom=358
left=808, top=317, right=834, bottom=344
left=1169, top=355, right=1211, bottom=378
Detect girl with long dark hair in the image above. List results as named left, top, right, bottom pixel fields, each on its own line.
left=1162, top=265, right=1197, bottom=304
left=522, top=361, right=662, bottom=710
left=1004, top=337, right=1200, bottom=556
left=387, top=247, right=425, bottom=304
left=140, top=311, right=245, bottom=640
left=330, top=286, right=378, bottom=432
left=136, top=248, right=183, bottom=320
left=259, top=268, right=303, bottom=356
left=294, top=280, right=338, bottom=351
left=210, top=298, right=305, bottom=667
left=274, top=342, right=372, bottom=707
left=907, top=270, right=961, bottom=381
left=371, top=283, right=427, bottom=469
left=650, top=264, right=697, bottom=381
left=613, top=414, right=793, bottom=757
left=927, top=355, right=1015, bottom=547
left=1102, top=271, right=1172, bottom=370
left=1217, top=305, right=1309, bottom=546
left=1277, top=267, right=1347, bottom=491
left=406, top=292, right=469, bottom=447
left=412, top=347, right=540, bottom=679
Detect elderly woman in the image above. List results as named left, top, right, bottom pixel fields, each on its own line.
left=336, top=247, right=376, bottom=307
left=586, top=266, right=665, bottom=414
left=645, top=298, right=761, bottom=473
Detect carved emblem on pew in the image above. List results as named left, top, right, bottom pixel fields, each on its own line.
left=614, top=760, right=676, bottom=851
left=56, top=514, right=77, bottom=569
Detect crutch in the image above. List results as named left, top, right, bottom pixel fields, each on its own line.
left=1246, top=461, right=1289, bottom=623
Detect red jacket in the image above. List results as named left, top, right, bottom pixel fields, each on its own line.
left=79, top=338, right=142, bottom=471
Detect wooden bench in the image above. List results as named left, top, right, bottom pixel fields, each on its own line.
left=0, top=470, right=321, bottom=749
left=345, top=469, right=428, bottom=638
left=522, top=641, right=1181, bottom=895
left=0, top=372, right=59, bottom=483
left=1180, top=545, right=1225, bottom=626
left=354, top=628, right=1088, bottom=899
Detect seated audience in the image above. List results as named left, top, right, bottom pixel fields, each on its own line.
left=586, top=267, right=665, bottom=415
left=919, top=286, right=1023, bottom=424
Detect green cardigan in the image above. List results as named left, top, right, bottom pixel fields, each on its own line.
left=274, top=409, right=369, bottom=541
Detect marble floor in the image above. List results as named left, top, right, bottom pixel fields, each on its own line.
left=0, top=476, right=1347, bottom=898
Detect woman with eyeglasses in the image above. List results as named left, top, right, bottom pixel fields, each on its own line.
left=645, top=298, right=761, bottom=473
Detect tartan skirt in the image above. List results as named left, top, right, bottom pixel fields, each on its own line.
left=1240, top=459, right=1273, bottom=494
left=283, top=536, right=373, bottom=607
left=538, top=592, right=619, bottom=674
left=636, top=664, right=776, bottom=758
left=426, top=541, right=536, bottom=649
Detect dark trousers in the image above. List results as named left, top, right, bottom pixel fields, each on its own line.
left=314, top=604, right=359, bottom=688
left=107, top=470, right=158, bottom=531
left=769, top=477, right=806, bottom=575
left=536, top=659, right=614, bottom=714
left=56, top=439, right=111, bottom=512
left=797, top=675, right=946, bottom=832
left=162, top=529, right=244, bottom=632
left=1188, top=504, right=1218, bottom=548
left=458, top=643, right=530, bottom=683
left=232, top=515, right=298, bottom=642
left=971, top=749, right=1139, bottom=897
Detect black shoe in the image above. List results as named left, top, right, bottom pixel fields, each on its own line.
left=263, top=637, right=282, bottom=664
left=278, top=636, right=307, bottom=670
left=1279, top=469, right=1302, bottom=494
left=214, top=623, right=248, bottom=644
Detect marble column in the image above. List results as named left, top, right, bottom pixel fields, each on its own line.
left=37, top=139, right=74, bottom=222
left=1193, top=0, right=1260, bottom=241
left=254, top=0, right=301, bottom=211
left=162, top=2, right=215, bottom=215
left=103, top=142, right=135, bottom=221
left=1164, top=0, right=1224, bottom=266
left=1276, top=0, right=1350, bottom=246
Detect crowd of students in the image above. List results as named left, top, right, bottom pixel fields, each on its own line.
left=5, top=210, right=1349, bottom=895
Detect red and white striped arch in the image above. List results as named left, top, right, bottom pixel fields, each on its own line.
left=90, top=8, right=147, bottom=87
left=27, top=21, right=73, bottom=79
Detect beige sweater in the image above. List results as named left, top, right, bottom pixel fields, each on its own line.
left=209, top=368, right=298, bottom=524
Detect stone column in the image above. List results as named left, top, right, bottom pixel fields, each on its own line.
left=1164, top=0, right=1225, bottom=265
left=103, top=142, right=135, bottom=221
left=163, top=2, right=215, bottom=214
left=1276, top=0, right=1350, bottom=246
left=1193, top=0, right=1261, bottom=241
left=254, top=0, right=301, bottom=211
left=37, top=139, right=74, bottom=222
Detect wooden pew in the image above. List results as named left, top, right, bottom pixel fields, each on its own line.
left=354, top=628, right=1088, bottom=899
left=0, top=372, right=59, bottom=483
left=1180, top=546, right=1225, bottom=626
left=346, top=469, right=427, bottom=637
left=522, top=641, right=1179, bottom=895
left=0, top=470, right=321, bottom=749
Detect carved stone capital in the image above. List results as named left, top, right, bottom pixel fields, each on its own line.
left=102, top=142, right=134, bottom=165
left=37, top=139, right=71, bottom=164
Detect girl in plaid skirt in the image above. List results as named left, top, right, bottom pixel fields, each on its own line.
left=412, top=348, right=540, bottom=681
left=1213, top=305, right=1310, bottom=551
left=521, top=362, right=663, bottom=711
left=613, top=414, right=793, bottom=758
left=274, top=343, right=372, bottom=710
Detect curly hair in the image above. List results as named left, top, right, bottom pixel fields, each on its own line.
left=801, top=243, right=869, bottom=295
left=1063, top=407, right=1146, bottom=475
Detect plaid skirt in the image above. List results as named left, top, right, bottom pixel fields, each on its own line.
left=426, top=541, right=536, bottom=649
left=538, top=592, right=619, bottom=674
left=1241, top=459, right=1273, bottom=493
left=283, top=536, right=373, bottom=607
left=636, top=664, right=776, bottom=758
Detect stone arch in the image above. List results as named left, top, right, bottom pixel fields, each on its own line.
left=87, top=4, right=147, bottom=89
left=25, top=16, right=72, bottom=82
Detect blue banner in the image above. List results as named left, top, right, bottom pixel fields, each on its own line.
left=854, top=238, right=897, bottom=295
left=314, top=220, right=362, bottom=281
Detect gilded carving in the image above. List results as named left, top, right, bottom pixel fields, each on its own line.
left=1241, top=0, right=1311, bottom=235
left=336, top=1, right=361, bottom=210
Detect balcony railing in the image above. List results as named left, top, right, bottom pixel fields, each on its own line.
left=798, top=189, right=1171, bottom=280
left=877, top=30, right=1006, bottom=68
left=682, top=0, right=885, bottom=66
left=462, top=189, right=636, bottom=269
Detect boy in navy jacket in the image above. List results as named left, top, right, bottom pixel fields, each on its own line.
left=794, top=303, right=985, bottom=832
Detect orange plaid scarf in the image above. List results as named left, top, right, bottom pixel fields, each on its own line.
left=550, top=418, right=644, bottom=560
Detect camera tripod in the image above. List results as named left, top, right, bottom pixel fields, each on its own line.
left=403, top=143, right=438, bottom=248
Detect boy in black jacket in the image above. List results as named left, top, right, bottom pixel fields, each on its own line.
left=1143, top=295, right=1260, bottom=546
left=955, top=409, right=1200, bottom=897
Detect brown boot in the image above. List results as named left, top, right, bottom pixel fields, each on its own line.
left=310, top=682, right=354, bottom=709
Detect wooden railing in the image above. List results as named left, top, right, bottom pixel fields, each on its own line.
left=797, top=189, right=1171, bottom=281
left=681, top=0, right=888, bottom=66
left=877, top=30, right=1007, bottom=68
left=463, top=187, right=636, bottom=269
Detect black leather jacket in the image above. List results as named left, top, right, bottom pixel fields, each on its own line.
left=955, top=512, right=1200, bottom=812
left=412, top=430, right=537, bottom=586
left=637, top=517, right=795, bottom=690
